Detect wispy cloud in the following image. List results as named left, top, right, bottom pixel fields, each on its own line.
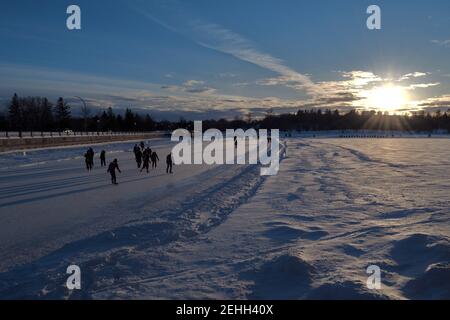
left=161, top=79, right=216, bottom=94
left=399, top=72, right=429, bottom=81
left=418, top=94, right=450, bottom=110
left=431, top=39, right=450, bottom=47
left=217, top=72, right=237, bottom=78
left=0, top=63, right=163, bottom=97
left=183, top=80, right=204, bottom=87
left=406, top=83, right=440, bottom=90
left=189, top=21, right=319, bottom=94
left=133, top=0, right=319, bottom=95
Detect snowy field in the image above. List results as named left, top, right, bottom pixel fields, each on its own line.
left=0, top=137, right=449, bottom=299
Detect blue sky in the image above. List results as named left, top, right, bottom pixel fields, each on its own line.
left=0, top=0, right=449, bottom=120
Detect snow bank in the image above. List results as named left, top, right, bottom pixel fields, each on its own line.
left=240, top=253, right=315, bottom=299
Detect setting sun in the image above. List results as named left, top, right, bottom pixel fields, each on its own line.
left=365, top=85, right=409, bottom=112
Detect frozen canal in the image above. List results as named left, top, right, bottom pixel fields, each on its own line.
left=0, top=137, right=449, bottom=299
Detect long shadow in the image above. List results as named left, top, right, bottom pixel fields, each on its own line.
left=0, top=164, right=262, bottom=298
left=0, top=174, right=161, bottom=208
left=0, top=178, right=105, bottom=201
left=0, top=174, right=104, bottom=198
left=0, top=165, right=85, bottom=183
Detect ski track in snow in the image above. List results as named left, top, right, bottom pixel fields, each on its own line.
left=0, top=138, right=449, bottom=299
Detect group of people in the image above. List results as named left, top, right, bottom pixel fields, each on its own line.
left=133, top=142, right=174, bottom=175
left=84, top=146, right=120, bottom=184
left=133, top=143, right=160, bottom=173
left=83, top=141, right=174, bottom=186
left=84, top=148, right=106, bottom=170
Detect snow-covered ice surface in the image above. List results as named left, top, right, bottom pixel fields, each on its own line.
left=0, top=137, right=449, bottom=300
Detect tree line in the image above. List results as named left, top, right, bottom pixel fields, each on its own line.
left=253, top=109, right=450, bottom=133
left=0, top=94, right=157, bottom=135
left=1, top=93, right=449, bottom=134
left=187, top=109, right=450, bottom=133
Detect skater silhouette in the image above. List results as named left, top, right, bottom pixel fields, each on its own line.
left=100, top=150, right=106, bottom=167
left=107, top=159, right=121, bottom=185
left=84, top=147, right=95, bottom=171
left=135, top=148, right=143, bottom=168
left=133, top=144, right=140, bottom=155
left=87, top=148, right=95, bottom=168
left=166, top=153, right=173, bottom=174
left=151, top=151, right=159, bottom=168
left=141, top=148, right=151, bottom=173
left=84, top=151, right=92, bottom=171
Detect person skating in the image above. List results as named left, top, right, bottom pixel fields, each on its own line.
left=151, top=151, right=159, bottom=168
left=133, top=144, right=140, bottom=165
left=107, top=158, right=121, bottom=185
left=84, top=151, right=92, bottom=171
left=135, top=148, right=143, bottom=168
left=143, top=147, right=152, bottom=162
left=87, top=147, right=95, bottom=168
left=100, top=150, right=106, bottom=167
left=166, top=153, right=173, bottom=174
left=141, top=148, right=151, bottom=173
left=133, top=144, right=140, bottom=156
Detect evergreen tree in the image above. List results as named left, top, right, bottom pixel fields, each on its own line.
left=124, top=108, right=135, bottom=131
left=8, top=93, right=23, bottom=134
left=116, top=114, right=124, bottom=131
left=144, top=114, right=155, bottom=131
left=40, top=98, right=54, bottom=132
left=23, top=97, right=40, bottom=133
left=0, top=112, right=8, bottom=132
left=54, top=97, right=71, bottom=130
left=100, top=110, right=108, bottom=131
left=106, top=107, right=116, bottom=131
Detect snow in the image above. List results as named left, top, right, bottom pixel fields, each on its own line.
left=0, top=137, right=449, bottom=299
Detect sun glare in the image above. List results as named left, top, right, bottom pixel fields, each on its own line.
left=365, top=85, right=409, bottom=113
